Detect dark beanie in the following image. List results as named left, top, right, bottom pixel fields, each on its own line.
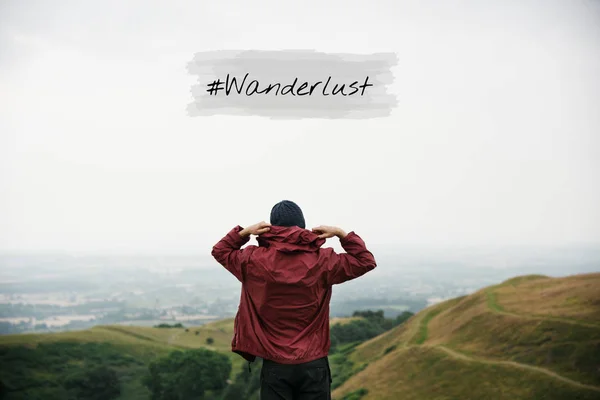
left=270, top=200, right=306, bottom=229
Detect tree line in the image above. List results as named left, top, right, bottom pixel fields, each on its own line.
left=0, top=309, right=413, bottom=399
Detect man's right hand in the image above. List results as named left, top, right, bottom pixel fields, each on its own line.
left=239, top=221, right=271, bottom=237
left=312, top=225, right=347, bottom=239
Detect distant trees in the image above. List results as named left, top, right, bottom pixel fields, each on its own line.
left=143, top=348, right=231, bottom=400
left=330, top=310, right=414, bottom=349
left=331, top=319, right=384, bottom=344
left=154, top=323, right=184, bottom=329
left=393, top=311, right=414, bottom=327
left=352, top=310, right=386, bottom=323
left=206, top=337, right=214, bottom=345
left=351, top=310, right=413, bottom=330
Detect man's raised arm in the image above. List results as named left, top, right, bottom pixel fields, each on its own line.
left=312, top=225, right=377, bottom=285
left=211, top=222, right=271, bottom=282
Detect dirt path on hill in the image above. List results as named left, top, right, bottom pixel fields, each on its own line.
left=402, top=312, right=425, bottom=346
left=400, top=301, right=600, bottom=393
left=485, top=289, right=600, bottom=329
left=389, top=288, right=600, bottom=393
left=435, top=345, right=600, bottom=393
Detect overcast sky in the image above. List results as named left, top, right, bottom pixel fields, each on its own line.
left=0, top=0, right=599, bottom=254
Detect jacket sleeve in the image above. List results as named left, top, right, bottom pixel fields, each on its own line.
left=211, top=225, right=255, bottom=282
left=325, top=231, right=377, bottom=285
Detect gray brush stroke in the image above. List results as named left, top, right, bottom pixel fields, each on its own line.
left=186, top=50, right=398, bottom=120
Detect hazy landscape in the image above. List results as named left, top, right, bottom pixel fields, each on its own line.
left=1, top=245, right=598, bottom=335
left=1, top=261, right=598, bottom=399
left=2, top=0, right=599, bottom=399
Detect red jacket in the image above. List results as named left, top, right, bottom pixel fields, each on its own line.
left=211, top=225, right=377, bottom=364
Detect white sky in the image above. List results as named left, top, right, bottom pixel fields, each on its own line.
left=0, top=0, right=599, bottom=254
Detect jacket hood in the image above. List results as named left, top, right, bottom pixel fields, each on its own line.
left=257, top=225, right=326, bottom=253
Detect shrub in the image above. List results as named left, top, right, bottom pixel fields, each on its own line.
left=154, top=323, right=185, bottom=329
left=64, top=365, right=120, bottom=400
left=143, top=348, right=231, bottom=400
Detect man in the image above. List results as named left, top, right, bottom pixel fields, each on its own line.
left=211, top=200, right=377, bottom=399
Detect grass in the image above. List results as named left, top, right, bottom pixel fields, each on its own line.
left=485, top=289, right=504, bottom=312
left=347, top=320, right=411, bottom=363
left=333, top=346, right=600, bottom=400
left=331, top=317, right=365, bottom=326
left=330, top=349, right=370, bottom=391
left=411, top=296, right=467, bottom=346
left=341, top=388, right=369, bottom=400
left=491, top=273, right=600, bottom=325
left=2, top=273, right=599, bottom=400
left=332, top=272, right=600, bottom=399
left=202, top=318, right=235, bottom=333
left=412, top=309, right=442, bottom=345
left=501, top=274, right=550, bottom=286
left=0, top=313, right=363, bottom=398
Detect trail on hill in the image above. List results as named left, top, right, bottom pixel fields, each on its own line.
left=401, top=312, right=425, bottom=347
left=485, top=289, right=600, bottom=329
left=402, top=296, right=600, bottom=392
left=434, top=346, right=600, bottom=393
left=338, top=276, right=600, bottom=398
left=398, top=298, right=600, bottom=394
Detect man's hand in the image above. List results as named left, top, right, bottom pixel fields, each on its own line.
left=239, top=221, right=271, bottom=238
left=311, top=225, right=347, bottom=240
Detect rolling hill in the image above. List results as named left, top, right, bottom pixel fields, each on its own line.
left=0, top=318, right=245, bottom=399
left=0, top=315, right=361, bottom=399
left=1, top=274, right=598, bottom=399
left=332, top=272, right=600, bottom=400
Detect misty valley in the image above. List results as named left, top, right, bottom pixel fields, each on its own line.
left=1, top=246, right=597, bottom=336
left=1, top=247, right=599, bottom=399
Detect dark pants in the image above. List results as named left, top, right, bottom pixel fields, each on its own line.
left=260, top=356, right=332, bottom=400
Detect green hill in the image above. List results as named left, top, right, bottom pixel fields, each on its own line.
left=0, top=320, right=243, bottom=399
left=332, top=272, right=600, bottom=400
left=2, top=273, right=599, bottom=400
left=0, top=315, right=364, bottom=399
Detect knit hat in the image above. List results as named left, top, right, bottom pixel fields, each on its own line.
left=270, top=200, right=306, bottom=229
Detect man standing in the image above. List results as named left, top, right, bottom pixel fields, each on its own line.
left=211, top=200, right=377, bottom=399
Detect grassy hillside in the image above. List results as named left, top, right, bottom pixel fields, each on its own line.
left=333, top=273, right=600, bottom=400
left=0, top=315, right=363, bottom=399
left=3, top=274, right=598, bottom=399
left=0, top=320, right=243, bottom=400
